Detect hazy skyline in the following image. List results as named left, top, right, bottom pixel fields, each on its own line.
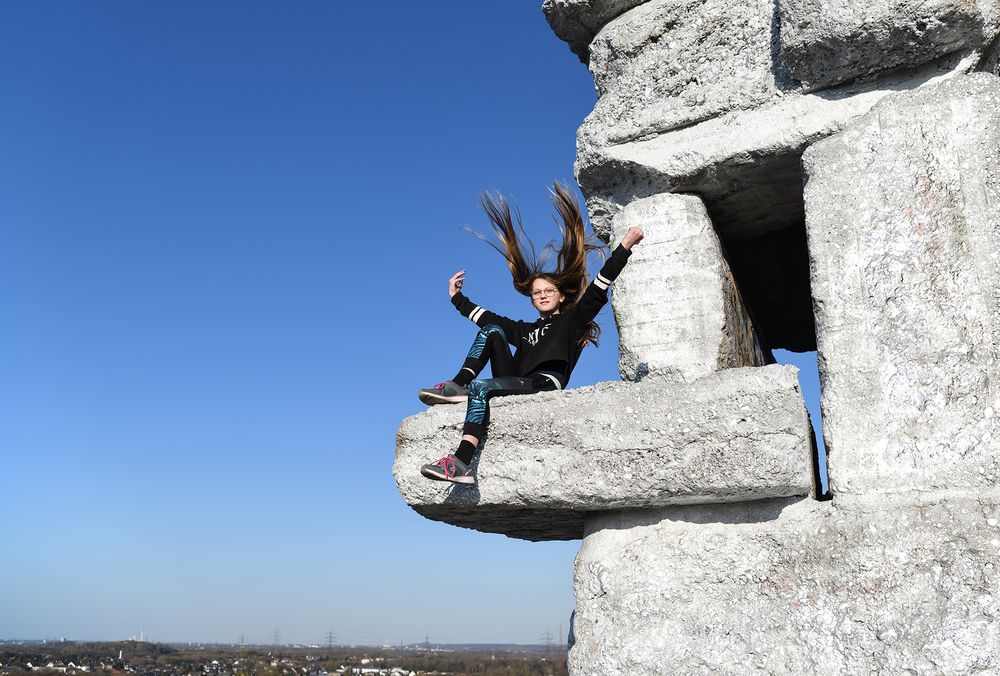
left=0, top=2, right=825, bottom=645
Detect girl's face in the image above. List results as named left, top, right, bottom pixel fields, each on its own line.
left=530, top=277, right=565, bottom=316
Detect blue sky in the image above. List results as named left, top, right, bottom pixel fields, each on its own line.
left=0, top=2, right=825, bottom=645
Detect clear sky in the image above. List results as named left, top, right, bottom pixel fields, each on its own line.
left=0, top=1, right=825, bottom=646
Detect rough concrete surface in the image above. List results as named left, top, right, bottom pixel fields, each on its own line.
left=984, top=32, right=1000, bottom=72
left=581, top=0, right=783, bottom=152
left=609, top=193, right=767, bottom=382
left=804, top=73, right=1000, bottom=496
left=779, top=0, right=998, bottom=88
left=394, top=365, right=813, bottom=540
left=541, top=0, right=650, bottom=62
left=571, top=492, right=1000, bottom=674
left=577, top=51, right=976, bottom=240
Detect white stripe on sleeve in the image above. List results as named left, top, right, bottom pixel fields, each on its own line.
left=594, top=273, right=611, bottom=290
left=470, top=307, right=486, bottom=323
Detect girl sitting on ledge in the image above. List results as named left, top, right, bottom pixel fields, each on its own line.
left=418, top=182, right=644, bottom=485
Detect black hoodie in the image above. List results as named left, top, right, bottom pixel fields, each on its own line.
left=450, top=244, right=632, bottom=388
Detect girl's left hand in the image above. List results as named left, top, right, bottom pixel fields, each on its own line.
left=621, top=226, right=645, bottom=250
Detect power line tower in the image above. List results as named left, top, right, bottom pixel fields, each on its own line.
left=424, top=635, right=430, bottom=651
left=540, top=630, right=555, bottom=656
left=324, top=631, right=336, bottom=651
left=273, top=627, right=281, bottom=647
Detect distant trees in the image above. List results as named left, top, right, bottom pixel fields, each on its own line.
left=0, top=643, right=567, bottom=676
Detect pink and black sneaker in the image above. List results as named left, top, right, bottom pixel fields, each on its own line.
left=418, top=381, right=468, bottom=405
left=420, top=454, right=475, bottom=485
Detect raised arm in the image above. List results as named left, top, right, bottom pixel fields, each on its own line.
left=574, top=226, right=645, bottom=325
left=448, top=270, right=527, bottom=345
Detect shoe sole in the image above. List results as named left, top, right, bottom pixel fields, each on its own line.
left=420, top=466, right=475, bottom=485
left=418, top=392, right=469, bottom=405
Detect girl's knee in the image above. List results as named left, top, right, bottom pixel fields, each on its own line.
left=479, top=324, right=506, bottom=340
left=466, top=325, right=507, bottom=363
left=468, top=379, right=490, bottom=400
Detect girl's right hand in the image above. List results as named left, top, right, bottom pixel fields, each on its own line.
left=449, top=270, right=465, bottom=298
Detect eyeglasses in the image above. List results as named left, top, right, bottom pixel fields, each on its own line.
left=531, top=287, right=559, bottom=299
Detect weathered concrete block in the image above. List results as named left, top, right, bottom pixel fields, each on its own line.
left=572, top=492, right=1000, bottom=674
left=542, top=0, right=650, bottom=62
left=394, top=365, right=813, bottom=541
left=804, top=73, right=1000, bottom=496
left=609, top=193, right=767, bottom=382
left=581, top=0, right=781, bottom=152
left=779, top=0, right=1000, bottom=88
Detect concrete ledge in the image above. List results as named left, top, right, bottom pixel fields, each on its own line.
left=393, top=364, right=814, bottom=541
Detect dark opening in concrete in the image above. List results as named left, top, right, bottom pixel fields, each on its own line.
left=690, top=152, right=817, bottom=353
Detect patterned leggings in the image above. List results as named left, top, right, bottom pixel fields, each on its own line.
left=462, top=324, right=557, bottom=439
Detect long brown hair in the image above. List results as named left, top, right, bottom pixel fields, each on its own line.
left=469, top=182, right=605, bottom=347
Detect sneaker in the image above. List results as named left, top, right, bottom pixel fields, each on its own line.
left=420, top=454, right=475, bottom=485
left=418, top=381, right=468, bottom=405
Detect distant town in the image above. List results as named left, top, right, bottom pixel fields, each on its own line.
left=0, top=640, right=567, bottom=676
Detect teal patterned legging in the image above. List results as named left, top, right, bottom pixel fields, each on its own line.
left=461, top=324, right=556, bottom=439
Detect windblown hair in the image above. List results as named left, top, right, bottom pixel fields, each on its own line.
left=469, top=182, right=606, bottom=347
